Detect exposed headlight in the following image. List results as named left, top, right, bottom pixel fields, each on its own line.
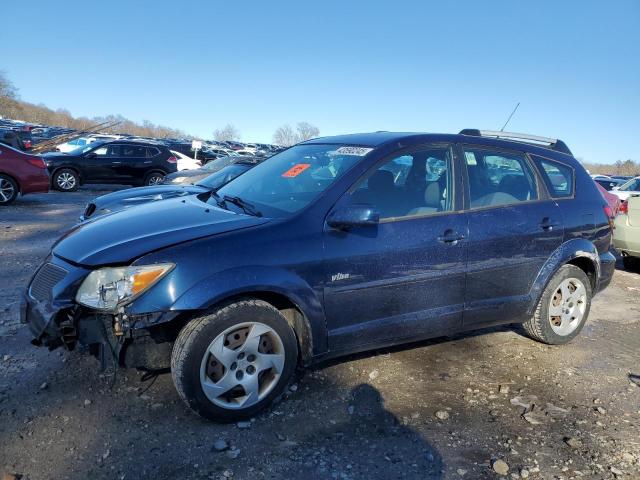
left=75, top=263, right=174, bottom=311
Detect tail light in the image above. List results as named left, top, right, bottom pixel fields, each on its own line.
left=26, top=156, right=47, bottom=169
left=603, top=204, right=615, bottom=231
left=167, top=155, right=177, bottom=164
left=618, top=200, right=628, bottom=216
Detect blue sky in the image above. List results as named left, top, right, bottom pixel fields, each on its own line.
left=2, top=0, right=638, bottom=163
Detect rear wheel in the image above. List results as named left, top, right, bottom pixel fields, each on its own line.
left=53, top=169, right=79, bottom=192
left=144, top=172, right=164, bottom=186
left=0, top=174, right=18, bottom=205
left=523, top=265, right=591, bottom=345
left=171, top=299, right=298, bottom=422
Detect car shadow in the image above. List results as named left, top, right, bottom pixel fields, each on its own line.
left=278, top=383, right=444, bottom=479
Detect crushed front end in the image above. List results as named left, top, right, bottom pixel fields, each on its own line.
left=21, top=256, right=178, bottom=371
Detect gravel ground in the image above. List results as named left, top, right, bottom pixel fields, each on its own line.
left=0, top=188, right=639, bottom=480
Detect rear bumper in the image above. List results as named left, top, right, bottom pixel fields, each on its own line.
left=596, top=250, right=616, bottom=294
left=21, top=175, right=50, bottom=195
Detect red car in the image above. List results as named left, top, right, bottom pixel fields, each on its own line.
left=0, top=143, right=49, bottom=205
left=595, top=182, right=620, bottom=215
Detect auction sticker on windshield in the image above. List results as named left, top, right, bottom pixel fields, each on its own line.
left=282, top=163, right=311, bottom=177
left=333, top=146, right=374, bottom=156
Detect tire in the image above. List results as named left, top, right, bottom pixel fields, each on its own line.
left=171, top=299, right=299, bottom=422
left=0, top=174, right=19, bottom=205
left=622, top=255, right=639, bottom=272
left=53, top=168, right=79, bottom=192
left=144, top=171, right=165, bottom=186
left=523, top=264, right=592, bottom=345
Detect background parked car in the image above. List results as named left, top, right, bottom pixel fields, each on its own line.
left=171, top=150, right=202, bottom=171
left=80, top=156, right=265, bottom=221
left=0, top=128, right=33, bottom=151
left=44, top=140, right=178, bottom=191
left=163, top=155, right=259, bottom=185
left=614, top=196, right=640, bottom=270
left=594, top=177, right=626, bottom=191
left=0, top=143, right=49, bottom=205
left=610, top=176, right=640, bottom=201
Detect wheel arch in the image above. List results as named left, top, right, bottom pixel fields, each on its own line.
left=528, top=239, right=600, bottom=315
left=0, top=171, right=21, bottom=193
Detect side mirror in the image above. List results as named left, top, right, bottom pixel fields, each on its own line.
left=327, top=204, right=379, bottom=230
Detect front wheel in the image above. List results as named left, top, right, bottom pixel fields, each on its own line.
left=523, top=264, right=592, bottom=345
left=0, top=174, right=19, bottom=205
left=171, top=299, right=298, bottom=422
left=53, top=169, right=79, bottom=192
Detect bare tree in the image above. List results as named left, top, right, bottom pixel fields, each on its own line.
left=213, top=124, right=240, bottom=141
left=273, top=122, right=320, bottom=146
left=296, top=121, right=320, bottom=141
left=272, top=124, right=298, bottom=146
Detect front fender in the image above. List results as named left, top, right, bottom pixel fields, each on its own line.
left=169, top=265, right=327, bottom=356
left=527, top=238, right=600, bottom=315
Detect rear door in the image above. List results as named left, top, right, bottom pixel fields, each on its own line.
left=323, top=144, right=468, bottom=351
left=110, top=144, right=149, bottom=182
left=461, top=145, right=564, bottom=326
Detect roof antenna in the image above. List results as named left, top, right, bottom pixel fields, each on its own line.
left=500, top=102, right=520, bottom=132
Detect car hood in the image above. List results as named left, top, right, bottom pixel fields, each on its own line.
left=54, top=195, right=270, bottom=266
left=92, top=184, right=206, bottom=206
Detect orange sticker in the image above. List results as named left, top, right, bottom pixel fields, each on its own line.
left=282, top=163, right=311, bottom=178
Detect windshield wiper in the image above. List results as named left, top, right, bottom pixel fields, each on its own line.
left=223, top=195, right=262, bottom=217
left=209, top=190, right=228, bottom=210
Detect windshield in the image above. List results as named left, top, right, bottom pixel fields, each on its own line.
left=197, top=164, right=251, bottom=189
left=619, top=177, right=640, bottom=192
left=68, top=142, right=105, bottom=156
left=214, top=144, right=369, bottom=217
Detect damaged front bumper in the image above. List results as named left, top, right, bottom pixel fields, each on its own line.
left=21, top=256, right=179, bottom=370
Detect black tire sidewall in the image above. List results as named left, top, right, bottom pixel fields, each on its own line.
left=54, top=169, right=79, bottom=191
left=173, top=301, right=298, bottom=422
left=0, top=174, right=19, bottom=205
left=537, top=265, right=592, bottom=344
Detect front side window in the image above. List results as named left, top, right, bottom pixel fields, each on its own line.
left=214, top=144, right=366, bottom=217
left=349, top=146, right=453, bottom=220
left=532, top=156, right=574, bottom=198
left=464, top=147, right=538, bottom=208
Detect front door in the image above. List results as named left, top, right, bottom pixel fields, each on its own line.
left=461, top=145, right=564, bottom=326
left=323, top=145, right=468, bottom=352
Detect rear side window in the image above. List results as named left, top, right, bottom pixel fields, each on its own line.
left=463, top=147, right=538, bottom=208
left=532, top=156, right=574, bottom=198
left=146, top=147, right=161, bottom=157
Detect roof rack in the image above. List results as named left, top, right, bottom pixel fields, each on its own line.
left=459, top=129, right=573, bottom=156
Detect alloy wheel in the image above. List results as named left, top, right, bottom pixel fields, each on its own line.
left=57, top=172, right=76, bottom=190
left=548, top=277, right=587, bottom=336
left=199, top=322, right=286, bottom=410
left=0, top=177, right=15, bottom=203
left=147, top=174, right=163, bottom=185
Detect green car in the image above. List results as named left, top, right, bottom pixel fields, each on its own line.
left=614, top=195, right=640, bottom=270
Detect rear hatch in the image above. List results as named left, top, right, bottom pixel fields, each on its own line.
left=628, top=196, right=640, bottom=226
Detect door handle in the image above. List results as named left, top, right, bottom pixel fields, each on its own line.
left=437, top=230, right=465, bottom=245
left=111, top=161, right=122, bottom=164
left=540, top=218, right=559, bottom=231
left=144, top=161, right=152, bottom=164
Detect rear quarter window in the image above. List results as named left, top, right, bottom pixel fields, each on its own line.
left=532, top=155, right=574, bottom=198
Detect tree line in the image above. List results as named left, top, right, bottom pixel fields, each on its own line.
left=581, top=159, right=640, bottom=176
left=0, top=72, right=189, bottom=139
